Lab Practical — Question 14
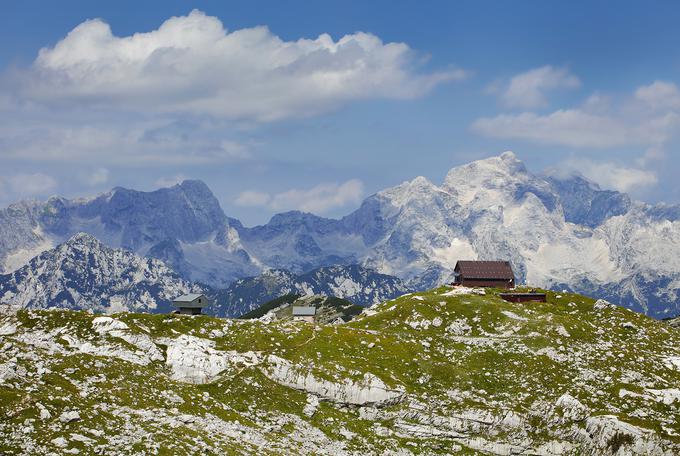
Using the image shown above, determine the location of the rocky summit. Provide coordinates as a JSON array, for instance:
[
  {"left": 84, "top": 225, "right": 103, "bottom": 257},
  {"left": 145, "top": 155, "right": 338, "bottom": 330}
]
[{"left": 1, "top": 287, "right": 678, "bottom": 455}]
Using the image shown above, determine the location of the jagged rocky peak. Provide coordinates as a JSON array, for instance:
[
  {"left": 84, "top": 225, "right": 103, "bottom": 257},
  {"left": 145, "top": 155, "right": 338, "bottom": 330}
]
[
  {"left": 443, "top": 151, "right": 526, "bottom": 188},
  {"left": 443, "top": 152, "right": 559, "bottom": 212},
  {"left": 266, "top": 211, "right": 325, "bottom": 227},
  {"left": 60, "top": 232, "right": 100, "bottom": 248},
  {"left": 247, "top": 210, "right": 340, "bottom": 237},
  {"left": 372, "top": 175, "right": 441, "bottom": 212},
  {"left": 546, "top": 171, "right": 632, "bottom": 227},
  {"left": 348, "top": 175, "right": 447, "bottom": 232},
  {"left": 0, "top": 231, "right": 195, "bottom": 312},
  {"left": 102, "top": 179, "right": 227, "bottom": 238}
]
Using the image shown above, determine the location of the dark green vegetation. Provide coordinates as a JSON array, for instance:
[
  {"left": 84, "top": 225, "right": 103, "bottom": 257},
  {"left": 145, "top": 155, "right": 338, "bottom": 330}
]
[
  {"left": 239, "top": 294, "right": 300, "bottom": 319},
  {"left": 240, "top": 294, "right": 364, "bottom": 324}
]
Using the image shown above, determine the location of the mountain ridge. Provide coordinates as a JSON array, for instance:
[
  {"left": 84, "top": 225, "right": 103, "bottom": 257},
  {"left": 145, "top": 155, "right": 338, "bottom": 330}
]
[
  {"left": 0, "top": 232, "right": 200, "bottom": 313},
  {"left": 0, "top": 233, "right": 410, "bottom": 317}
]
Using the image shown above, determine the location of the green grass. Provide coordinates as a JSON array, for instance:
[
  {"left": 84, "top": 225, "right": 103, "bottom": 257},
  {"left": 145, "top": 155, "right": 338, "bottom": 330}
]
[{"left": 1, "top": 285, "right": 679, "bottom": 454}]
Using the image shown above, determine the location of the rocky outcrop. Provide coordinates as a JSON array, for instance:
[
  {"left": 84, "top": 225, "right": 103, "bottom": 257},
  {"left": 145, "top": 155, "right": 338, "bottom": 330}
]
[
  {"left": 582, "top": 415, "right": 676, "bottom": 455},
  {"left": 164, "top": 335, "right": 230, "bottom": 384},
  {"left": 261, "top": 355, "right": 403, "bottom": 406},
  {"left": 554, "top": 393, "right": 589, "bottom": 422},
  {"left": 163, "top": 334, "right": 260, "bottom": 384},
  {"left": 0, "top": 321, "right": 17, "bottom": 336},
  {"left": 92, "top": 317, "right": 164, "bottom": 364}
]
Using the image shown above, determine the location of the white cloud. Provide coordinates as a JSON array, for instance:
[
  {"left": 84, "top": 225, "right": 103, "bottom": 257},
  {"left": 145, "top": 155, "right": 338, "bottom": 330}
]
[
  {"left": 235, "top": 179, "right": 364, "bottom": 214},
  {"left": 499, "top": 66, "right": 580, "bottom": 109},
  {"left": 561, "top": 159, "right": 657, "bottom": 193},
  {"left": 472, "top": 106, "right": 680, "bottom": 149},
  {"left": 636, "top": 146, "right": 666, "bottom": 167},
  {"left": 154, "top": 174, "right": 189, "bottom": 188},
  {"left": 235, "top": 190, "right": 271, "bottom": 207},
  {"left": 7, "top": 173, "right": 57, "bottom": 196},
  {"left": 0, "top": 11, "right": 462, "bottom": 167},
  {"left": 82, "top": 167, "right": 109, "bottom": 186},
  {"left": 0, "top": 122, "right": 252, "bottom": 165},
  {"left": 472, "top": 110, "right": 634, "bottom": 148},
  {"left": 635, "top": 80, "right": 680, "bottom": 110},
  {"left": 18, "top": 10, "right": 463, "bottom": 122},
  {"left": 474, "top": 69, "right": 680, "bottom": 153}
]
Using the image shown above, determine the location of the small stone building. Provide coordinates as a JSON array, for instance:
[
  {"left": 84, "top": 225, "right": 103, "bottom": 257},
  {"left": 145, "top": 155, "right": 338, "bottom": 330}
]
[
  {"left": 453, "top": 260, "right": 515, "bottom": 289},
  {"left": 292, "top": 306, "right": 316, "bottom": 323},
  {"left": 172, "top": 293, "right": 209, "bottom": 315}
]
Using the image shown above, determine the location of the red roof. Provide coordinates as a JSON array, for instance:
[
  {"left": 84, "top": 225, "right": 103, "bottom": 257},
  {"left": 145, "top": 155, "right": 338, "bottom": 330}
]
[{"left": 454, "top": 260, "right": 514, "bottom": 280}]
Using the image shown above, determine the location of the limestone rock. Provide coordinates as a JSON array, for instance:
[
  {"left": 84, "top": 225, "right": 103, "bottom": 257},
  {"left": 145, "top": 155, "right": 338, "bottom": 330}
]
[
  {"left": 59, "top": 410, "right": 80, "bottom": 423},
  {"left": 262, "top": 355, "right": 403, "bottom": 406},
  {"left": 555, "top": 393, "right": 589, "bottom": 422}
]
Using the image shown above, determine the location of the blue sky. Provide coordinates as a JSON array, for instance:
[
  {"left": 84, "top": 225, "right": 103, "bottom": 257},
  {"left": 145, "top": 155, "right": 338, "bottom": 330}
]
[{"left": 1, "top": 1, "right": 680, "bottom": 224}]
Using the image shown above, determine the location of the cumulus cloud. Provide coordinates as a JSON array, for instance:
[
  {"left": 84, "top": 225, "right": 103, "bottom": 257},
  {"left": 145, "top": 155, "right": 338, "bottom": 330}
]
[
  {"left": 82, "top": 167, "right": 109, "bottom": 186},
  {"left": 635, "top": 80, "right": 680, "bottom": 110},
  {"left": 7, "top": 173, "right": 58, "bottom": 196},
  {"left": 0, "top": 10, "right": 462, "bottom": 168},
  {"left": 560, "top": 159, "right": 658, "bottom": 193},
  {"left": 235, "top": 179, "right": 364, "bottom": 214},
  {"left": 472, "top": 90, "right": 680, "bottom": 149},
  {"left": 637, "top": 147, "right": 666, "bottom": 167},
  {"left": 234, "top": 190, "right": 272, "bottom": 207},
  {"left": 498, "top": 66, "right": 580, "bottom": 109},
  {"left": 154, "top": 174, "right": 189, "bottom": 188},
  {"left": 472, "top": 110, "right": 634, "bottom": 148},
  {"left": 17, "top": 10, "right": 463, "bottom": 122},
  {"left": 0, "top": 121, "right": 252, "bottom": 165}
]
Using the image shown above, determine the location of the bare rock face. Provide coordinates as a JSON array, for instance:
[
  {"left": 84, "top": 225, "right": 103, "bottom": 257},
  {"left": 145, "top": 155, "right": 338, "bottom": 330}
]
[
  {"left": 58, "top": 410, "right": 80, "bottom": 423},
  {"left": 163, "top": 334, "right": 260, "bottom": 384},
  {"left": 261, "top": 355, "right": 403, "bottom": 406},
  {"left": 164, "top": 335, "right": 231, "bottom": 384},
  {"left": 0, "top": 234, "right": 199, "bottom": 313},
  {"left": 92, "top": 316, "right": 164, "bottom": 364},
  {"left": 583, "top": 415, "right": 675, "bottom": 455},
  {"left": 0, "top": 321, "right": 16, "bottom": 336},
  {"left": 554, "top": 393, "right": 589, "bottom": 422}
]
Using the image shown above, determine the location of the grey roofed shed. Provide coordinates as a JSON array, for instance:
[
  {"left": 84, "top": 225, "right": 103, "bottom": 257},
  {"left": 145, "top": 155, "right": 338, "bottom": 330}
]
[
  {"left": 172, "top": 293, "right": 209, "bottom": 309},
  {"left": 292, "top": 306, "right": 316, "bottom": 316}
]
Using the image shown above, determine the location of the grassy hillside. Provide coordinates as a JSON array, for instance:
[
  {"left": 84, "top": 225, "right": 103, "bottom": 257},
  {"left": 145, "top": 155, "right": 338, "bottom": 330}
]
[{"left": 0, "top": 286, "right": 678, "bottom": 454}]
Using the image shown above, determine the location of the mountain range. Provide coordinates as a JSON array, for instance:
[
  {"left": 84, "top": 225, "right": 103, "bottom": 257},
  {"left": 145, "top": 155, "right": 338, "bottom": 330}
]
[
  {"left": 0, "top": 233, "right": 409, "bottom": 317},
  {"left": 0, "top": 152, "right": 678, "bottom": 317}
]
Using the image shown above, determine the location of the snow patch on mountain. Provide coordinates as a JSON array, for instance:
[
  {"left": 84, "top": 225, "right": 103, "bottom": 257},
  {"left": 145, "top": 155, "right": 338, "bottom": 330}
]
[{"left": 3, "top": 227, "right": 54, "bottom": 273}]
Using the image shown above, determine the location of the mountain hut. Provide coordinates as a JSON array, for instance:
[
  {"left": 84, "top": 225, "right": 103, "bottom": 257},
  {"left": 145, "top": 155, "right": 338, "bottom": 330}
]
[
  {"left": 452, "top": 260, "right": 515, "bottom": 289},
  {"left": 292, "top": 306, "right": 316, "bottom": 323},
  {"left": 172, "top": 293, "right": 209, "bottom": 315}
]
